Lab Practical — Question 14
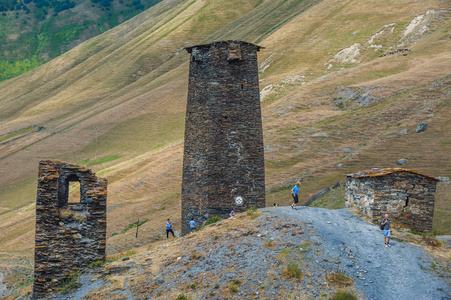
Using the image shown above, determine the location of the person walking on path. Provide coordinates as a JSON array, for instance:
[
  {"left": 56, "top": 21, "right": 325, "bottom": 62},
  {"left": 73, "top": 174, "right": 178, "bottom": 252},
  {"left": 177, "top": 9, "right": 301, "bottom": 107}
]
[
  {"left": 230, "top": 209, "right": 235, "bottom": 219},
  {"left": 291, "top": 181, "right": 301, "bottom": 210},
  {"left": 381, "top": 214, "right": 391, "bottom": 247},
  {"left": 189, "top": 218, "right": 196, "bottom": 232},
  {"left": 166, "top": 219, "right": 175, "bottom": 239}
]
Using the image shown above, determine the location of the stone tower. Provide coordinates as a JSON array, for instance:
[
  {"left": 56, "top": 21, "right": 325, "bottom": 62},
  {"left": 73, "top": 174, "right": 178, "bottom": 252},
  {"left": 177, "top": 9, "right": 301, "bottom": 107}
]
[
  {"left": 33, "top": 160, "right": 107, "bottom": 297},
  {"left": 181, "top": 40, "right": 265, "bottom": 235}
]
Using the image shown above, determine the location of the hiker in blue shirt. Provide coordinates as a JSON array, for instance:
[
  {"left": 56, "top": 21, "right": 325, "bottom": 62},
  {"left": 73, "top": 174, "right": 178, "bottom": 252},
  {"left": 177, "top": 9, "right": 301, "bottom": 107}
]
[
  {"left": 291, "top": 181, "right": 301, "bottom": 210},
  {"left": 381, "top": 214, "right": 391, "bottom": 247},
  {"left": 166, "top": 219, "right": 175, "bottom": 239},
  {"left": 189, "top": 218, "right": 195, "bottom": 232}
]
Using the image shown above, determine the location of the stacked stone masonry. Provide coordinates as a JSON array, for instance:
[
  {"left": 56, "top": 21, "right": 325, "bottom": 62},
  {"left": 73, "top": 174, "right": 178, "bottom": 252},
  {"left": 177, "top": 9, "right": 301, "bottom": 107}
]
[
  {"left": 181, "top": 40, "right": 266, "bottom": 235},
  {"left": 33, "top": 160, "right": 107, "bottom": 298},
  {"left": 345, "top": 168, "right": 439, "bottom": 232}
]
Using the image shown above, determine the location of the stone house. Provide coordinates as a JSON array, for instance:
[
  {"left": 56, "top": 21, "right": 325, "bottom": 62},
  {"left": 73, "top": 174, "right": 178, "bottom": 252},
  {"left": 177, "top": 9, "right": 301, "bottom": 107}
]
[{"left": 345, "top": 168, "right": 439, "bottom": 232}]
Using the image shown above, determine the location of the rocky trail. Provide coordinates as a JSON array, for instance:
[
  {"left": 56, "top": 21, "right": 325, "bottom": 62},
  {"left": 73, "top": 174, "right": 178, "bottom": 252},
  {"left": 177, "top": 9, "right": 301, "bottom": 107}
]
[{"left": 35, "top": 207, "right": 450, "bottom": 300}]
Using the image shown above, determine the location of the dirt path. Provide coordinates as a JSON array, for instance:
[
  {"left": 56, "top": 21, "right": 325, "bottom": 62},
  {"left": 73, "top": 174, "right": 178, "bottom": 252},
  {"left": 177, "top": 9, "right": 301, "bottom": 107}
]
[{"left": 271, "top": 206, "right": 450, "bottom": 300}]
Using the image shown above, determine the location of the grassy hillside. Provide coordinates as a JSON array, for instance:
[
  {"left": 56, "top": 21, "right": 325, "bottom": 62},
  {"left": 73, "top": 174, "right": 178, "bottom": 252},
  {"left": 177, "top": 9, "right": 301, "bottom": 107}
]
[
  {"left": 0, "top": 0, "right": 163, "bottom": 81},
  {"left": 0, "top": 0, "right": 450, "bottom": 296}
]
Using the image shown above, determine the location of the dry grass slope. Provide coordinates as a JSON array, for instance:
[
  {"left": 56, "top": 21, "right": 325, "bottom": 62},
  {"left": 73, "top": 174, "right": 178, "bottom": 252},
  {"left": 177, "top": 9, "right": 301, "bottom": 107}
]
[{"left": 0, "top": 0, "right": 450, "bottom": 296}]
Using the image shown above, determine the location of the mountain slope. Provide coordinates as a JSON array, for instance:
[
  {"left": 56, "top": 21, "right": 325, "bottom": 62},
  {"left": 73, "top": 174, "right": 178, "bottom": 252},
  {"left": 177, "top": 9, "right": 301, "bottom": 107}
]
[
  {"left": 0, "top": 0, "right": 450, "bottom": 296},
  {"left": 0, "top": 0, "right": 164, "bottom": 81}
]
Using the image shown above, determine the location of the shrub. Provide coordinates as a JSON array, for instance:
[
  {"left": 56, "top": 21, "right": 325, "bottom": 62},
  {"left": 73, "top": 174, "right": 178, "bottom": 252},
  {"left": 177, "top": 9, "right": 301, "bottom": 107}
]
[
  {"left": 326, "top": 272, "right": 354, "bottom": 287},
  {"left": 422, "top": 236, "right": 441, "bottom": 248},
  {"left": 60, "top": 272, "right": 80, "bottom": 294},
  {"left": 330, "top": 290, "right": 358, "bottom": 300},
  {"left": 176, "top": 294, "right": 189, "bottom": 300},
  {"left": 204, "top": 215, "right": 221, "bottom": 226},
  {"left": 88, "top": 260, "right": 104, "bottom": 269},
  {"left": 247, "top": 206, "right": 257, "bottom": 214},
  {"left": 229, "top": 283, "right": 238, "bottom": 293},
  {"left": 232, "top": 279, "right": 241, "bottom": 285},
  {"left": 283, "top": 262, "right": 302, "bottom": 280}
]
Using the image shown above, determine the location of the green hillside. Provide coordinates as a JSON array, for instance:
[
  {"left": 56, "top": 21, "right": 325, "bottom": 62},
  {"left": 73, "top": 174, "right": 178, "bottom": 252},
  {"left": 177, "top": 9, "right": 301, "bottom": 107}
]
[
  {"left": 0, "top": 0, "right": 163, "bottom": 81},
  {"left": 0, "top": 0, "right": 450, "bottom": 296}
]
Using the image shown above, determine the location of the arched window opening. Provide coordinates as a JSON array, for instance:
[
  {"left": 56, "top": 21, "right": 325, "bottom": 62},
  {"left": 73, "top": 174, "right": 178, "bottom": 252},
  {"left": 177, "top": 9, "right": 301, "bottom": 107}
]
[{"left": 68, "top": 181, "right": 81, "bottom": 205}]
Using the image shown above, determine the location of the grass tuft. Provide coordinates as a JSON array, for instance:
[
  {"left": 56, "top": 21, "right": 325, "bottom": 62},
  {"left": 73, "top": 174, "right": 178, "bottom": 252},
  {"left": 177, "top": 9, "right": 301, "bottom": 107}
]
[
  {"left": 330, "top": 290, "right": 358, "bottom": 300},
  {"left": 283, "top": 262, "right": 303, "bottom": 280},
  {"left": 60, "top": 272, "right": 80, "bottom": 294},
  {"left": 204, "top": 215, "right": 221, "bottom": 226},
  {"left": 326, "top": 272, "right": 354, "bottom": 287},
  {"left": 229, "top": 283, "right": 238, "bottom": 293}
]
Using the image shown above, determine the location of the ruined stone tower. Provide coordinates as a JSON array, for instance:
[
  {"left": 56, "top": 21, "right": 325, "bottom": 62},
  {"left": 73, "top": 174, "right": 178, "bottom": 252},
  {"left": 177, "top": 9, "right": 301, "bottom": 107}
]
[
  {"left": 181, "top": 40, "right": 265, "bottom": 235},
  {"left": 33, "top": 160, "right": 107, "bottom": 297}
]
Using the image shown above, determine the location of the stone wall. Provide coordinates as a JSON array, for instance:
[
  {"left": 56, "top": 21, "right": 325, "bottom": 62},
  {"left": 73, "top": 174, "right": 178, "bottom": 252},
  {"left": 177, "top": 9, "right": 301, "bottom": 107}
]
[
  {"left": 346, "top": 169, "right": 438, "bottom": 232},
  {"left": 181, "top": 40, "right": 266, "bottom": 235},
  {"left": 33, "top": 160, "right": 107, "bottom": 298}
]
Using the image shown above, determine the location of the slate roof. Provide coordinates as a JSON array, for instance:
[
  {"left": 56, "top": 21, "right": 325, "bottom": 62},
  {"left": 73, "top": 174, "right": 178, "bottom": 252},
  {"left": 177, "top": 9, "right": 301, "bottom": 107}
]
[{"left": 346, "top": 168, "right": 439, "bottom": 180}]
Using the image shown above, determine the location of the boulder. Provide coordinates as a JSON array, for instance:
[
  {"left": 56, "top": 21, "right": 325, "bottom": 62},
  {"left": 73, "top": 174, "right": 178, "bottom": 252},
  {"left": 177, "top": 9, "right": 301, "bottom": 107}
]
[
  {"left": 416, "top": 122, "right": 427, "bottom": 133},
  {"left": 398, "top": 159, "right": 406, "bottom": 165}
]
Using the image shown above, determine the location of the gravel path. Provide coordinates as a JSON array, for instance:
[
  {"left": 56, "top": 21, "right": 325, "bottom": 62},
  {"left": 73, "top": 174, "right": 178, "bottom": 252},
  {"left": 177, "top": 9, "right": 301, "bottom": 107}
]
[{"left": 270, "top": 206, "right": 450, "bottom": 300}]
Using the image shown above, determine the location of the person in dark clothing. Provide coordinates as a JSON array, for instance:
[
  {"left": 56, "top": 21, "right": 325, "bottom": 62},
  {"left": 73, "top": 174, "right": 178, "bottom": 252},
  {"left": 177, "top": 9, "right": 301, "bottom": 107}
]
[
  {"left": 166, "top": 218, "right": 175, "bottom": 239},
  {"left": 291, "top": 181, "right": 301, "bottom": 210},
  {"left": 381, "top": 214, "right": 391, "bottom": 247}
]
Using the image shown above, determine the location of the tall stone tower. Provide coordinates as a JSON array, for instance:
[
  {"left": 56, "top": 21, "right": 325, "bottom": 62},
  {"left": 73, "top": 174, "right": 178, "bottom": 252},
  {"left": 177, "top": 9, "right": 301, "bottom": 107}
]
[{"left": 181, "top": 40, "right": 265, "bottom": 235}]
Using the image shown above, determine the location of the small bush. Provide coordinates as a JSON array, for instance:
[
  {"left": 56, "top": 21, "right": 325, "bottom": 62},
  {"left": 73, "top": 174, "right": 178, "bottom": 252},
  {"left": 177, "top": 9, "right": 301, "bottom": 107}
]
[
  {"left": 283, "top": 262, "right": 302, "bottom": 280},
  {"left": 229, "top": 283, "right": 238, "bottom": 293},
  {"left": 422, "top": 236, "right": 442, "bottom": 248},
  {"left": 189, "top": 283, "right": 196, "bottom": 289},
  {"left": 326, "top": 272, "right": 354, "bottom": 287},
  {"left": 214, "top": 283, "right": 219, "bottom": 289},
  {"left": 330, "top": 290, "right": 358, "bottom": 300},
  {"left": 176, "top": 294, "right": 188, "bottom": 300},
  {"left": 204, "top": 215, "right": 221, "bottom": 226},
  {"left": 60, "top": 272, "right": 80, "bottom": 294},
  {"left": 411, "top": 229, "right": 426, "bottom": 237},
  {"left": 232, "top": 279, "right": 241, "bottom": 285},
  {"left": 247, "top": 206, "right": 257, "bottom": 214},
  {"left": 88, "top": 260, "right": 104, "bottom": 269}
]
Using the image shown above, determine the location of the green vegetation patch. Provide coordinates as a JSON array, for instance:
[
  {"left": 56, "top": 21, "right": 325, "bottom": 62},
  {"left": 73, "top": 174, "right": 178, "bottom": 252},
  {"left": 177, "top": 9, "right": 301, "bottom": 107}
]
[
  {"left": 283, "top": 262, "right": 303, "bottom": 280},
  {"left": 0, "top": 126, "right": 40, "bottom": 143},
  {"left": 0, "top": 57, "right": 43, "bottom": 81},
  {"left": 311, "top": 185, "right": 346, "bottom": 209},
  {"left": 80, "top": 154, "right": 122, "bottom": 166},
  {"left": 204, "top": 215, "right": 221, "bottom": 226},
  {"left": 112, "top": 218, "right": 149, "bottom": 236},
  {"left": 60, "top": 271, "right": 80, "bottom": 294},
  {"left": 326, "top": 272, "right": 354, "bottom": 287},
  {"left": 330, "top": 290, "right": 358, "bottom": 300}
]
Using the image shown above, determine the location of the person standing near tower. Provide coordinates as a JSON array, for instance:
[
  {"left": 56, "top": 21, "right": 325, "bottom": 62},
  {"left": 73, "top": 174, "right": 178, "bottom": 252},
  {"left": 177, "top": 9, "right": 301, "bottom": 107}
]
[
  {"left": 189, "top": 218, "right": 196, "bottom": 232},
  {"left": 166, "top": 219, "right": 175, "bottom": 239},
  {"left": 381, "top": 214, "right": 391, "bottom": 247},
  {"left": 291, "top": 181, "right": 301, "bottom": 210}
]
